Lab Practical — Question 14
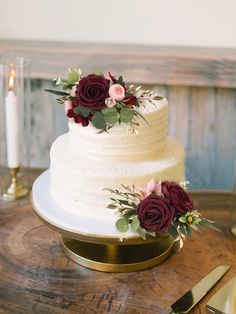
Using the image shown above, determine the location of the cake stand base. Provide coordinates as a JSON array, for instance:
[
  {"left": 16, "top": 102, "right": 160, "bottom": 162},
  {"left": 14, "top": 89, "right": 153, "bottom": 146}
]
[
  {"left": 32, "top": 171, "right": 182, "bottom": 272},
  {"left": 61, "top": 235, "right": 181, "bottom": 272}
]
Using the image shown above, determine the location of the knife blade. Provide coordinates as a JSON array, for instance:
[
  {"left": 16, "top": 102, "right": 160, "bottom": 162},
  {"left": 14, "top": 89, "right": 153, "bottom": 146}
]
[{"left": 169, "top": 265, "right": 230, "bottom": 314}]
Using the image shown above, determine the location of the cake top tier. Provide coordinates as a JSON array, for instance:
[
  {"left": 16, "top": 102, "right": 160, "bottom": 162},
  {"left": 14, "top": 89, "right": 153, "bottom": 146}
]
[
  {"left": 45, "top": 68, "right": 164, "bottom": 134},
  {"left": 68, "top": 97, "right": 168, "bottom": 162}
]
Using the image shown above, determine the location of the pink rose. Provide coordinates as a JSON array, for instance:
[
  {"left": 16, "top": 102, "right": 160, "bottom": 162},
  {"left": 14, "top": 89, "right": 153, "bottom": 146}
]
[
  {"left": 138, "top": 179, "right": 162, "bottom": 198},
  {"left": 109, "top": 84, "right": 125, "bottom": 101}
]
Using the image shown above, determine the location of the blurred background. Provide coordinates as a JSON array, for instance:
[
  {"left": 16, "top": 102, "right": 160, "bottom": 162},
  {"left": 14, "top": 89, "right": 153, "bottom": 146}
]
[
  {"left": 0, "top": 0, "right": 236, "bottom": 189},
  {"left": 1, "top": 0, "right": 236, "bottom": 47}
]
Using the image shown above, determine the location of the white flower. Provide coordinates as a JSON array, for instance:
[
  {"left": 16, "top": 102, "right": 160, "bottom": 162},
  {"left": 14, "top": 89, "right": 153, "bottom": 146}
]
[{"left": 105, "top": 97, "right": 116, "bottom": 108}]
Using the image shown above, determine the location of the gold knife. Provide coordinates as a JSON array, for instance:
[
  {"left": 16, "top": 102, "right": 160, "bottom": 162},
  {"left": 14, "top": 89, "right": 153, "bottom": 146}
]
[{"left": 169, "top": 265, "right": 230, "bottom": 314}]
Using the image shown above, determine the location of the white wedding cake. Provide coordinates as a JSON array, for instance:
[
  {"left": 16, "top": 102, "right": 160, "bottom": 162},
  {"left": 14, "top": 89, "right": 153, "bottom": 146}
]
[
  {"left": 33, "top": 69, "right": 215, "bottom": 253},
  {"left": 49, "top": 97, "right": 185, "bottom": 236}
]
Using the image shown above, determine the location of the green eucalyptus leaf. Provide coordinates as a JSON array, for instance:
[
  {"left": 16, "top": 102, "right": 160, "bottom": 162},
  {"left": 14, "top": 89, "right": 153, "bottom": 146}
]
[
  {"left": 73, "top": 106, "right": 91, "bottom": 117},
  {"left": 44, "top": 89, "right": 69, "bottom": 96},
  {"left": 91, "top": 112, "right": 107, "bottom": 129},
  {"left": 106, "top": 113, "right": 119, "bottom": 125},
  {"left": 73, "top": 107, "right": 80, "bottom": 115},
  {"left": 130, "top": 217, "right": 140, "bottom": 232},
  {"left": 78, "top": 106, "right": 91, "bottom": 117},
  {"left": 102, "top": 107, "right": 119, "bottom": 125},
  {"left": 68, "top": 71, "right": 79, "bottom": 84},
  {"left": 120, "top": 108, "right": 134, "bottom": 123},
  {"left": 122, "top": 210, "right": 136, "bottom": 220},
  {"left": 116, "top": 219, "right": 129, "bottom": 233},
  {"left": 102, "top": 107, "right": 114, "bottom": 115}
]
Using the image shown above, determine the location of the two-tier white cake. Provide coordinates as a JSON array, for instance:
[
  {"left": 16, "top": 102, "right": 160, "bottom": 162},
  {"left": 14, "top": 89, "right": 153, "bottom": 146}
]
[
  {"left": 32, "top": 70, "right": 215, "bottom": 273},
  {"left": 49, "top": 97, "right": 185, "bottom": 236}
]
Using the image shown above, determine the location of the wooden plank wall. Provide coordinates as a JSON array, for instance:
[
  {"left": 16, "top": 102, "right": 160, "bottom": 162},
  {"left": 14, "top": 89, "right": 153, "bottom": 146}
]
[{"left": 1, "top": 40, "right": 236, "bottom": 190}]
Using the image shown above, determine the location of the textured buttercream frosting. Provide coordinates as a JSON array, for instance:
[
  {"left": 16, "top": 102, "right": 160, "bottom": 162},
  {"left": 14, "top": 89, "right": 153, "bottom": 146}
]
[
  {"left": 68, "top": 98, "right": 168, "bottom": 161},
  {"left": 49, "top": 98, "right": 185, "bottom": 236}
]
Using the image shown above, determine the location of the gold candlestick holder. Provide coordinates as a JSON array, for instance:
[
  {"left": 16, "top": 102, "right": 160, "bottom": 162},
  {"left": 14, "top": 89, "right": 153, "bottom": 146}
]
[{"left": 2, "top": 167, "right": 29, "bottom": 201}]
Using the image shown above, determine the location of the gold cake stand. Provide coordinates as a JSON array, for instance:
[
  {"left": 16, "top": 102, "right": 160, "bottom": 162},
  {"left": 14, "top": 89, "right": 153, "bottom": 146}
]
[{"left": 31, "top": 171, "right": 182, "bottom": 272}]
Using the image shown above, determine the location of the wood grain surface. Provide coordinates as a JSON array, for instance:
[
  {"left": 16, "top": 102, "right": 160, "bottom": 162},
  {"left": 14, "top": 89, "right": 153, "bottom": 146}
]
[
  {"left": 1, "top": 39, "right": 236, "bottom": 88},
  {"left": 0, "top": 171, "right": 235, "bottom": 314}
]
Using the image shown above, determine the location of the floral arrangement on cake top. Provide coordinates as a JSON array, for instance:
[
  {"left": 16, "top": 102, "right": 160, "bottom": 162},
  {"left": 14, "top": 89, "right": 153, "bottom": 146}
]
[
  {"left": 45, "top": 68, "right": 163, "bottom": 132},
  {"left": 106, "top": 180, "right": 218, "bottom": 240}
]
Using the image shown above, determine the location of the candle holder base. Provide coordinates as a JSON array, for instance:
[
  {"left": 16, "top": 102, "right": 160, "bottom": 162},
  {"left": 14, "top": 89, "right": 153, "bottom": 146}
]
[
  {"left": 2, "top": 185, "right": 29, "bottom": 201},
  {"left": 2, "top": 167, "right": 29, "bottom": 201}
]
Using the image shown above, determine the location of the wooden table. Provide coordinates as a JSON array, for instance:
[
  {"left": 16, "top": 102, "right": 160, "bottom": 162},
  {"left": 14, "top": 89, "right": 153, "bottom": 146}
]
[{"left": 0, "top": 171, "right": 235, "bottom": 314}]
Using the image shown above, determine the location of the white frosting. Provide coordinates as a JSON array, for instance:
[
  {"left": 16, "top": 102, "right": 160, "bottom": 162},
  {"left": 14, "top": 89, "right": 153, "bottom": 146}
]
[
  {"left": 50, "top": 134, "right": 184, "bottom": 216},
  {"left": 68, "top": 98, "right": 168, "bottom": 161},
  {"left": 49, "top": 98, "right": 185, "bottom": 237}
]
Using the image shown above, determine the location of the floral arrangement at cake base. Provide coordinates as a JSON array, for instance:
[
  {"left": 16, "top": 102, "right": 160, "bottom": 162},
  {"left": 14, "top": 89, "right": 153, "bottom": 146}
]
[{"left": 106, "top": 180, "right": 218, "bottom": 240}]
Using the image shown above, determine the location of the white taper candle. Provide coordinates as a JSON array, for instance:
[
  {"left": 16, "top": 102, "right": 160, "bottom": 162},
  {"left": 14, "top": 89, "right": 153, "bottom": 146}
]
[{"left": 5, "top": 70, "right": 20, "bottom": 168}]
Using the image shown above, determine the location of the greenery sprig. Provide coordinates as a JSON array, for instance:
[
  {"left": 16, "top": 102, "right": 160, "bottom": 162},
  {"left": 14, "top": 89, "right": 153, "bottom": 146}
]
[
  {"left": 105, "top": 184, "right": 154, "bottom": 240},
  {"left": 106, "top": 181, "right": 220, "bottom": 241},
  {"left": 45, "top": 68, "right": 163, "bottom": 132}
]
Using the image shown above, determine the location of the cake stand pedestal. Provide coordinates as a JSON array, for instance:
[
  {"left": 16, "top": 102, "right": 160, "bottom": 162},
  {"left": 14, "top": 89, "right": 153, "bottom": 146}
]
[{"left": 31, "top": 171, "right": 181, "bottom": 272}]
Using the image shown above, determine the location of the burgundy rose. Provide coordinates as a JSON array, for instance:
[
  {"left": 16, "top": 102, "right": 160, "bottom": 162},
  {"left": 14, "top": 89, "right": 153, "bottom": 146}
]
[
  {"left": 137, "top": 194, "right": 175, "bottom": 233},
  {"left": 75, "top": 74, "right": 110, "bottom": 110},
  {"left": 161, "top": 181, "right": 194, "bottom": 215}
]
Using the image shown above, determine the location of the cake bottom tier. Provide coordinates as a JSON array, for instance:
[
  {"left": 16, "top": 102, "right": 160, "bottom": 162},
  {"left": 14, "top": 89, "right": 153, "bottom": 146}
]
[{"left": 49, "top": 134, "right": 185, "bottom": 237}]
